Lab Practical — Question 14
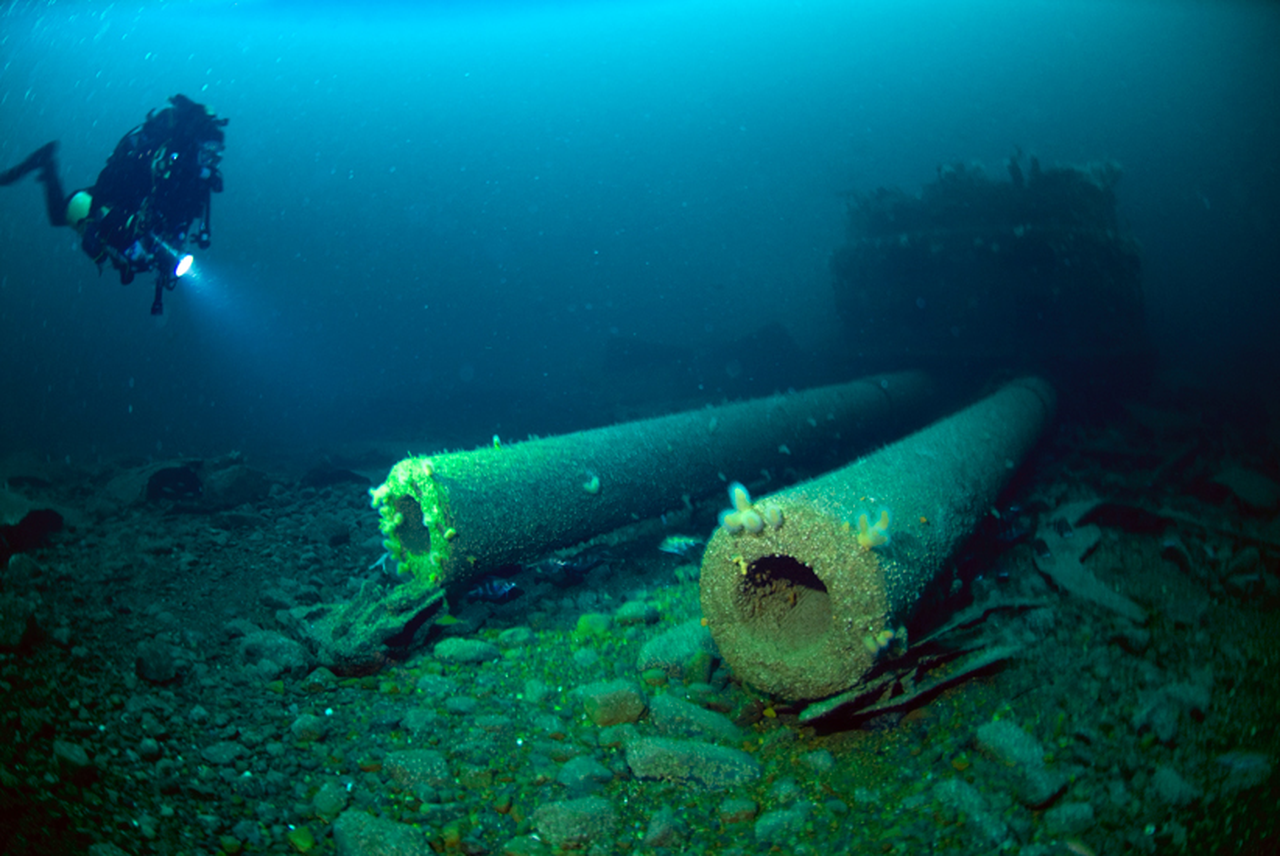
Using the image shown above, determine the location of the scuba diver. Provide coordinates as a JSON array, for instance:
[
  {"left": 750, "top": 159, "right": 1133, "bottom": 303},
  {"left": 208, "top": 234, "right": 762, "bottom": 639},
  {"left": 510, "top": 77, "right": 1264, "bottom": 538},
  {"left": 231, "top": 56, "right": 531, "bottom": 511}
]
[{"left": 0, "top": 94, "right": 227, "bottom": 315}]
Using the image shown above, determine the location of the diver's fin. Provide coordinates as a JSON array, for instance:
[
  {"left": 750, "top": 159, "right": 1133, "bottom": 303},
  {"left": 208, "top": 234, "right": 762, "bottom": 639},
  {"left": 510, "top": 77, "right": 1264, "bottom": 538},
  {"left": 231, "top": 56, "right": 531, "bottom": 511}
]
[{"left": 0, "top": 141, "right": 57, "bottom": 186}]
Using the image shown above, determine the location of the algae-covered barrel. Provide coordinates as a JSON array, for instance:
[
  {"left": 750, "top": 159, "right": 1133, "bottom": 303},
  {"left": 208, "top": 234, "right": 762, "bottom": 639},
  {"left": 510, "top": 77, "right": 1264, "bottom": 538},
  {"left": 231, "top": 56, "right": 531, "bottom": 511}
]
[
  {"left": 371, "top": 372, "right": 941, "bottom": 589},
  {"left": 699, "top": 377, "right": 1056, "bottom": 701}
]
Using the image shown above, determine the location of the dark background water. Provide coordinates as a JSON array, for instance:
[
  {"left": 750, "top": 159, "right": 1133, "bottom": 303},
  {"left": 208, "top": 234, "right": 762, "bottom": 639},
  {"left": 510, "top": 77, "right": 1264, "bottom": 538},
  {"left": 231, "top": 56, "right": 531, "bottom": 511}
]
[{"left": 2, "top": 0, "right": 1277, "bottom": 463}]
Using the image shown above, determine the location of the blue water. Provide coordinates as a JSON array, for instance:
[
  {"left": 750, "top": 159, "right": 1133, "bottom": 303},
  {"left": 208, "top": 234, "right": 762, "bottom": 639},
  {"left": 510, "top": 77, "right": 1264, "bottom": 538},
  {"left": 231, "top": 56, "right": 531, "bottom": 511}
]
[{"left": 1, "top": 0, "right": 1277, "bottom": 460}]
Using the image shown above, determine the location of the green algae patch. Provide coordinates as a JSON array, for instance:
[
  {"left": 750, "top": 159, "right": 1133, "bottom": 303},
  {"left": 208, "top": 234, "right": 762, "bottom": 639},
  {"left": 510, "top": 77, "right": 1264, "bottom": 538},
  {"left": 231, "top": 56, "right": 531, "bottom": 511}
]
[
  {"left": 573, "top": 612, "right": 613, "bottom": 642},
  {"left": 285, "top": 825, "right": 315, "bottom": 852}
]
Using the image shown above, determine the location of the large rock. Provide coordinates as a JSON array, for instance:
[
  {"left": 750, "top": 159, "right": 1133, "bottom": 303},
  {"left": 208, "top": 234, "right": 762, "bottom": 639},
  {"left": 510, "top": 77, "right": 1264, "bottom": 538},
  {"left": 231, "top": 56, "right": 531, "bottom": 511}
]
[
  {"left": 100, "top": 460, "right": 202, "bottom": 509},
  {"left": 1213, "top": 465, "right": 1280, "bottom": 512},
  {"left": 0, "top": 487, "right": 32, "bottom": 526},
  {"left": 96, "top": 456, "right": 273, "bottom": 513}
]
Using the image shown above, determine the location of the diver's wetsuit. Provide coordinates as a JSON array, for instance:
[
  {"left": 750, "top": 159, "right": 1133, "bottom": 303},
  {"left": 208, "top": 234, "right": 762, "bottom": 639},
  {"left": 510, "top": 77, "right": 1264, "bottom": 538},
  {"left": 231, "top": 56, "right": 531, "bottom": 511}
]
[{"left": 0, "top": 94, "right": 228, "bottom": 314}]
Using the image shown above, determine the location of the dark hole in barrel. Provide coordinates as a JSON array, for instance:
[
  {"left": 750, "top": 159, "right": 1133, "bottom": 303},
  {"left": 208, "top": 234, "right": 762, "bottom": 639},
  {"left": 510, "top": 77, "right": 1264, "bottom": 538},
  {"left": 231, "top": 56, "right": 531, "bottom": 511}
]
[
  {"left": 395, "top": 495, "right": 432, "bottom": 555},
  {"left": 740, "top": 554, "right": 832, "bottom": 649}
]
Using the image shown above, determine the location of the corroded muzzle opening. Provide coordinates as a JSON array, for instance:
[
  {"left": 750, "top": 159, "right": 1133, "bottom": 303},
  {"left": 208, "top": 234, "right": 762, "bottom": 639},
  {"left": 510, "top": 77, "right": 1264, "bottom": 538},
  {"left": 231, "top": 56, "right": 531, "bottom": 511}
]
[
  {"left": 394, "top": 495, "right": 432, "bottom": 555},
  {"left": 739, "top": 555, "right": 831, "bottom": 652}
]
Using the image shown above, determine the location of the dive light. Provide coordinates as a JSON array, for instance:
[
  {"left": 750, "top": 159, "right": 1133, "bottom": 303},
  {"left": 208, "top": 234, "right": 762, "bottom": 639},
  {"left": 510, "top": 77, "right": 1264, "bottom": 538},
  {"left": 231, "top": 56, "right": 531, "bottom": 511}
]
[{"left": 152, "top": 234, "right": 194, "bottom": 278}]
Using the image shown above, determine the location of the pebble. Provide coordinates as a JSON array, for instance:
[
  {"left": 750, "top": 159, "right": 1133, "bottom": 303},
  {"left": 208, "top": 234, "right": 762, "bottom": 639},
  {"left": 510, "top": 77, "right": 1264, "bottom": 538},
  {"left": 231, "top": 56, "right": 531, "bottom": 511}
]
[
  {"left": 577, "top": 679, "right": 647, "bottom": 726},
  {"left": 1151, "top": 764, "right": 1200, "bottom": 806},
  {"left": 200, "top": 741, "right": 244, "bottom": 766},
  {"left": 532, "top": 795, "right": 618, "bottom": 851},
  {"left": 433, "top": 637, "right": 499, "bottom": 663},
  {"left": 625, "top": 736, "right": 761, "bottom": 789},
  {"left": 648, "top": 692, "right": 740, "bottom": 743}
]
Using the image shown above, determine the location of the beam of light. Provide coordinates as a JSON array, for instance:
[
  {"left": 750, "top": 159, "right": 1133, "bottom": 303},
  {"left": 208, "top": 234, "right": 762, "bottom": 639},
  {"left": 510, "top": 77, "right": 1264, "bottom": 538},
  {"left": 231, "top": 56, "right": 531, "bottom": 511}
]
[
  {"left": 167, "top": 257, "right": 329, "bottom": 426},
  {"left": 174, "top": 258, "right": 274, "bottom": 349},
  {"left": 175, "top": 258, "right": 231, "bottom": 317}
]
